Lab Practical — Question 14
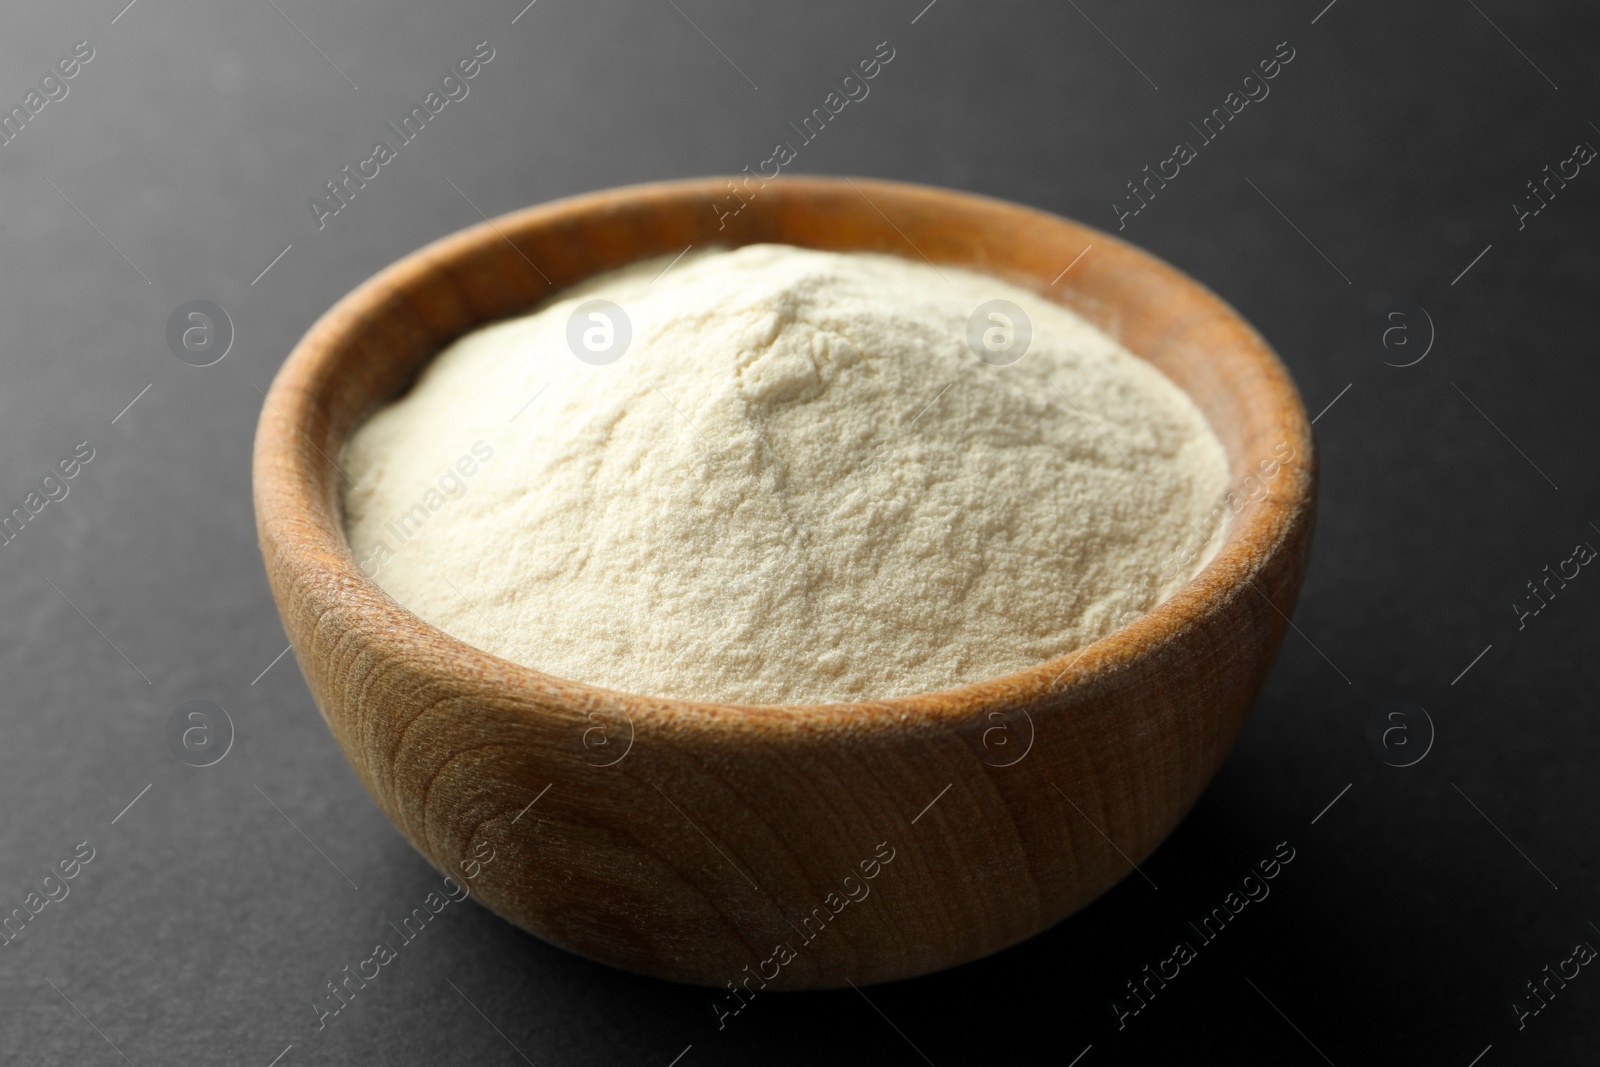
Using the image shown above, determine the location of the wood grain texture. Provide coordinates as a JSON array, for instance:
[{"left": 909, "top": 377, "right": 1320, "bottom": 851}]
[{"left": 252, "top": 176, "right": 1316, "bottom": 989}]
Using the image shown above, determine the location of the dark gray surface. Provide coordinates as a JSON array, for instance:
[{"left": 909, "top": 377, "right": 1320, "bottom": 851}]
[{"left": 2, "top": 0, "right": 1597, "bottom": 1063}]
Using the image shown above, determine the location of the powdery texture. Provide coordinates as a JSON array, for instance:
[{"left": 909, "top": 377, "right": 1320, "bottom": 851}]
[{"left": 343, "top": 245, "right": 1229, "bottom": 705}]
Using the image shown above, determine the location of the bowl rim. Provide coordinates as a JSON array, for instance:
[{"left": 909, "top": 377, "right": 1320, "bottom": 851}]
[{"left": 254, "top": 174, "right": 1313, "bottom": 731}]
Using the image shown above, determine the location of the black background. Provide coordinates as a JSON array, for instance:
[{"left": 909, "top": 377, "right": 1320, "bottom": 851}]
[{"left": 1, "top": 0, "right": 1596, "bottom": 1063}]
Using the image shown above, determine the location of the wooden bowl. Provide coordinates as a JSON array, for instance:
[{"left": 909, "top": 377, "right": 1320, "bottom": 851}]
[{"left": 253, "top": 176, "right": 1314, "bottom": 990}]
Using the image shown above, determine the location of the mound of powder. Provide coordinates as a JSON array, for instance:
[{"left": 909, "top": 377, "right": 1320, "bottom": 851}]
[{"left": 342, "top": 244, "right": 1229, "bottom": 705}]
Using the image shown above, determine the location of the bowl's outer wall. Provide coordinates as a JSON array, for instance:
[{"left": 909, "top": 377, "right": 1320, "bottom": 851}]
[{"left": 253, "top": 177, "right": 1315, "bottom": 989}]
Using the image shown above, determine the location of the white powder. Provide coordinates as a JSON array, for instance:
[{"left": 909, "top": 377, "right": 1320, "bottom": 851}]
[{"left": 343, "top": 245, "right": 1229, "bottom": 705}]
